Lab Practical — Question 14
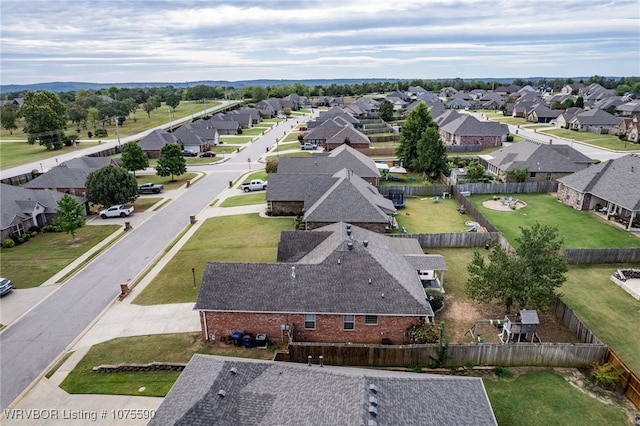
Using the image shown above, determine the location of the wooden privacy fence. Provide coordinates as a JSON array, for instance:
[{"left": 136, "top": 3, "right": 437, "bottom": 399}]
[
  {"left": 553, "top": 299, "right": 603, "bottom": 344},
  {"left": 456, "top": 181, "right": 558, "bottom": 195},
  {"left": 446, "top": 144, "right": 483, "bottom": 153},
  {"left": 562, "top": 248, "right": 640, "bottom": 264},
  {"left": 288, "top": 342, "right": 607, "bottom": 369},
  {"left": 394, "top": 232, "right": 500, "bottom": 248},
  {"left": 606, "top": 350, "right": 640, "bottom": 409},
  {"left": 451, "top": 186, "right": 500, "bottom": 233},
  {"left": 378, "top": 185, "right": 452, "bottom": 198}
]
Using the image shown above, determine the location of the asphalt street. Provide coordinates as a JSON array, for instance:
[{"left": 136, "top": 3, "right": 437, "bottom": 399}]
[{"left": 0, "top": 112, "right": 312, "bottom": 411}]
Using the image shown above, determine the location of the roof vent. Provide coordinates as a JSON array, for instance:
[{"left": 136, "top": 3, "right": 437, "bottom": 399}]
[
  {"left": 369, "top": 383, "right": 378, "bottom": 393},
  {"left": 229, "top": 367, "right": 237, "bottom": 375},
  {"left": 218, "top": 389, "right": 227, "bottom": 398},
  {"left": 363, "top": 240, "right": 369, "bottom": 247},
  {"left": 347, "top": 229, "right": 352, "bottom": 236},
  {"left": 368, "top": 405, "right": 378, "bottom": 416},
  {"left": 291, "top": 266, "right": 296, "bottom": 278},
  {"left": 368, "top": 278, "right": 372, "bottom": 285},
  {"left": 337, "top": 258, "right": 341, "bottom": 265},
  {"left": 347, "top": 242, "right": 353, "bottom": 250},
  {"left": 369, "top": 396, "right": 378, "bottom": 406},
  {"left": 368, "top": 421, "right": 377, "bottom": 426},
  {"left": 346, "top": 224, "right": 351, "bottom": 231}
]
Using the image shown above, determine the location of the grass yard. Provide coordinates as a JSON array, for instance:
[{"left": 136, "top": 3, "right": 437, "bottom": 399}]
[
  {"left": 283, "top": 132, "right": 303, "bottom": 142},
  {"left": 484, "top": 370, "right": 630, "bottom": 426},
  {"left": 542, "top": 128, "right": 639, "bottom": 152},
  {"left": 271, "top": 141, "right": 300, "bottom": 152},
  {"left": 561, "top": 264, "right": 640, "bottom": 376},
  {"left": 0, "top": 225, "right": 120, "bottom": 288},
  {"left": 135, "top": 173, "right": 198, "bottom": 190},
  {"left": 219, "top": 136, "right": 254, "bottom": 144},
  {"left": 467, "top": 193, "right": 640, "bottom": 248},
  {"left": 133, "top": 214, "right": 294, "bottom": 305},
  {"left": 393, "top": 197, "right": 471, "bottom": 234},
  {"left": 60, "top": 332, "right": 281, "bottom": 397},
  {"left": 487, "top": 116, "right": 528, "bottom": 126},
  {"left": 219, "top": 193, "right": 266, "bottom": 207},
  {"left": 241, "top": 171, "right": 268, "bottom": 183},
  {"left": 0, "top": 141, "right": 101, "bottom": 170}
]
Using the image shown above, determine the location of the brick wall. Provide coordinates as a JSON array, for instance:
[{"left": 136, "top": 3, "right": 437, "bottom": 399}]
[
  {"left": 270, "top": 201, "right": 304, "bottom": 215},
  {"left": 201, "top": 311, "right": 421, "bottom": 344},
  {"left": 557, "top": 183, "right": 586, "bottom": 210}
]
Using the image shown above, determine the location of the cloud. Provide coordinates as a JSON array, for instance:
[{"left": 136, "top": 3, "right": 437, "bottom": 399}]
[{"left": 1, "top": 0, "right": 638, "bottom": 84}]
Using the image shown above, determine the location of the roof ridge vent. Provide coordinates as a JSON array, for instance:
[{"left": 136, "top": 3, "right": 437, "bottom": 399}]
[
  {"left": 368, "top": 405, "right": 378, "bottom": 416},
  {"left": 369, "top": 395, "right": 378, "bottom": 406},
  {"left": 218, "top": 389, "right": 227, "bottom": 398},
  {"left": 347, "top": 242, "right": 353, "bottom": 250},
  {"left": 369, "top": 383, "right": 378, "bottom": 393},
  {"left": 229, "top": 367, "right": 238, "bottom": 375}
]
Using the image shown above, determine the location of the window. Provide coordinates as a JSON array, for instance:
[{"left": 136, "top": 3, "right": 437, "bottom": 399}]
[
  {"left": 12, "top": 223, "right": 24, "bottom": 236},
  {"left": 529, "top": 172, "right": 536, "bottom": 178},
  {"left": 343, "top": 314, "right": 355, "bottom": 330},
  {"left": 304, "top": 314, "right": 316, "bottom": 329},
  {"left": 546, "top": 173, "right": 552, "bottom": 181},
  {"left": 365, "top": 315, "right": 378, "bottom": 325}
]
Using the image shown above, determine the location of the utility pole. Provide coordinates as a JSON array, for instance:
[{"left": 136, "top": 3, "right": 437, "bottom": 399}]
[{"left": 115, "top": 116, "right": 121, "bottom": 148}]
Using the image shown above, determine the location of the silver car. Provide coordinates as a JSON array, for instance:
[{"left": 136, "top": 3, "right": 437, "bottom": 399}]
[{"left": 0, "top": 277, "right": 13, "bottom": 296}]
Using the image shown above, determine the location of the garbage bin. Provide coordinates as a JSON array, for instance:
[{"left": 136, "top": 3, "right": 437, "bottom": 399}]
[
  {"left": 243, "top": 334, "right": 254, "bottom": 348},
  {"left": 231, "top": 331, "right": 243, "bottom": 347},
  {"left": 255, "top": 333, "right": 267, "bottom": 348}
]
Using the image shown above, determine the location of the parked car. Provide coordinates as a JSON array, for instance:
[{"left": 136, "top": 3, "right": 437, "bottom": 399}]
[
  {"left": 182, "top": 149, "right": 198, "bottom": 157},
  {"left": 138, "top": 182, "right": 164, "bottom": 194},
  {"left": 99, "top": 205, "right": 134, "bottom": 219},
  {"left": 0, "top": 277, "right": 13, "bottom": 296},
  {"left": 241, "top": 179, "right": 268, "bottom": 192},
  {"left": 199, "top": 151, "right": 216, "bottom": 158},
  {"left": 299, "top": 126, "right": 308, "bottom": 131},
  {"left": 277, "top": 114, "right": 287, "bottom": 119},
  {"left": 300, "top": 143, "right": 317, "bottom": 150}
]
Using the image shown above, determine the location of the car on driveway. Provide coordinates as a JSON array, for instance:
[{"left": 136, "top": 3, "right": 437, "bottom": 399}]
[
  {"left": 300, "top": 143, "right": 317, "bottom": 150},
  {"left": 182, "top": 149, "right": 198, "bottom": 157},
  {"left": 99, "top": 205, "right": 134, "bottom": 219},
  {"left": 199, "top": 151, "right": 216, "bottom": 157},
  {"left": 0, "top": 277, "right": 13, "bottom": 296}
]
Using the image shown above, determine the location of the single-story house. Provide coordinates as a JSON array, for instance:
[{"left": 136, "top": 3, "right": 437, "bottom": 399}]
[
  {"left": 480, "top": 140, "right": 593, "bottom": 183},
  {"left": 137, "top": 129, "right": 179, "bottom": 158},
  {"left": 568, "top": 109, "right": 623, "bottom": 134},
  {"left": 195, "top": 222, "right": 446, "bottom": 345},
  {"left": 171, "top": 123, "right": 216, "bottom": 154},
  {"left": 439, "top": 115, "right": 508, "bottom": 148},
  {"left": 557, "top": 154, "right": 640, "bottom": 231},
  {"left": 324, "top": 126, "right": 370, "bottom": 151},
  {"left": 1, "top": 183, "right": 84, "bottom": 243},
  {"left": 151, "top": 355, "right": 497, "bottom": 426}
]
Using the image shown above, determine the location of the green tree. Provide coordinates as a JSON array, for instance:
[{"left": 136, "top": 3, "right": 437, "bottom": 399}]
[
  {"left": 156, "top": 143, "right": 186, "bottom": 182},
  {"left": 165, "top": 92, "right": 181, "bottom": 110},
  {"left": 252, "top": 86, "right": 268, "bottom": 102},
  {"left": 466, "top": 223, "right": 567, "bottom": 312},
  {"left": 505, "top": 166, "right": 528, "bottom": 182},
  {"left": 378, "top": 100, "right": 394, "bottom": 122},
  {"left": 20, "top": 91, "right": 68, "bottom": 150},
  {"left": 466, "top": 161, "right": 485, "bottom": 181},
  {"left": 395, "top": 102, "right": 434, "bottom": 169},
  {"left": 0, "top": 105, "right": 19, "bottom": 134},
  {"left": 53, "top": 194, "right": 86, "bottom": 241},
  {"left": 85, "top": 166, "right": 139, "bottom": 208},
  {"left": 143, "top": 101, "right": 155, "bottom": 118},
  {"left": 119, "top": 142, "right": 149, "bottom": 176},
  {"left": 415, "top": 127, "right": 448, "bottom": 178},
  {"left": 575, "top": 96, "right": 584, "bottom": 108}
]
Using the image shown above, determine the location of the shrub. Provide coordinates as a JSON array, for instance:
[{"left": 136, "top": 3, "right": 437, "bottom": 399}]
[
  {"left": 494, "top": 366, "right": 513, "bottom": 378},
  {"left": 425, "top": 290, "right": 444, "bottom": 312},
  {"left": 506, "top": 134, "right": 514, "bottom": 142},
  {"left": 591, "top": 363, "right": 624, "bottom": 388},
  {"left": 405, "top": 321, "right": 439, "bottom": 344},
  {"left": 42, "top": 224, "right": 62, "bottom": 232},
  {"left": 95, "top": 128, "right": 108, "bottom": 137},
  {"left": 3, "top": 238, "right": 15, "bottom": 248}
]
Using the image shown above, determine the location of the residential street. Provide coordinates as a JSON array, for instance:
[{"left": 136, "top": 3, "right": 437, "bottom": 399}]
[{"left": 0, "top": 112, "right": 313, "bottom": 411}]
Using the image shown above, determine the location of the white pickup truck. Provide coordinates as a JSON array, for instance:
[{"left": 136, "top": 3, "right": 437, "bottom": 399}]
[
  {"left": 99, "top": 205, "right": 134, "bottom": 219},
  {"left": 241, "top": 179, "right": 268, "bottom": 192}
]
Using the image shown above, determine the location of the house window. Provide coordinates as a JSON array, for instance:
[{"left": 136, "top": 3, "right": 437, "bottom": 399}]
[
  {"left": 365, "top": 315, "right": 378, "bottom": 325},
  {"left": 12, "top": 223, "right": 24, "bottom": 236},
  {"left": 304, "top": 314, "right": 316, "bottom": 329},
  {"left": 343, "top": 314, "right": 355, "bottom": 330},
  {"left": 546, "top": 173, "right": 552, "bottom": 181},
  {"left": 530, "top": 172, "right": 536, "bottom": 178}
]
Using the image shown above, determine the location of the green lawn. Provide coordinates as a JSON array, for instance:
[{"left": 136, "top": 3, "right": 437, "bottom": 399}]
[
  {"left": 272, "top": 141, "right": 299, "bottom": 152},
  {"left": 60, "top": 333, "right": 278, "bottom": 396},
  {"left": 561, "top": 264, "right": 640, "bottom": 376},
  {"left": 241, "top": 171, "right": 268, "bottom": 183},
  {"left": 394, "top": 198, "right": 471, "bottom": 234},
  {"left": 484, "top": 370, "right": 630, "bottom": 426},
  {"left": 134, "top": 172, "right": 198, "bottom": 190},
  {"left": 0, "top": 141, "right": 101, "bottom": 170},
  {"left": 467, "top": 193, "right": 640, "bottom": 248},
  {"left": 487, "top": 116, "right": 528, "bottom": 126},
  {"left": 0, "top": 225, "right": 120, "bottom": 288},
  {"left": 220, "top": 136, "right": 253, "bottom": 144},
  {"left": 219, "top": 193, "right": 267, "bottom": 207},
  {"left": 542, "top": 129, "right": 639, "bottom": 152},
  {"left": 133, "top": 214, "right": 294, "bottom": 305}
]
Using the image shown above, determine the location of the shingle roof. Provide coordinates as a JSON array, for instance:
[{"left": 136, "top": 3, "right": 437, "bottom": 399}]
[
  {"left": 276, "top": 144, "right": 379, "bottom": 179},
  {"left": 440, "top": 115, "right": 508, "bottom": 137},
  {"left": 195, "top": 223, "right": 433, "bottom": 317},
  {"left": 485, "top": 140, "right": 593, "bottom": 173},
  {"left": 138, "top": 129, "right": 179, "bottom": 150},
  {"left": 1, "top": 184, "right": 77, "bottom": 231},
  {"left": 569, "top": 109, "right": 623, "bottom": 126},
  {"left": 151, "top": 355, "right": 497, "bottom": 426},
  {"left": 557, "top": 154, "right": 640, "bottom": 211},
  {"left": 325, "top": 126, "right": 370, "bottom": 146}
]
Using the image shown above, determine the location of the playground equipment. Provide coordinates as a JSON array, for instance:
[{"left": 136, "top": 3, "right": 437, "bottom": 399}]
[
  {"left": 465, "top": 319, "right": 504, "bottom": 343},
  {"left": 499, "top": 310, "right": 541, "bottom": 343}
]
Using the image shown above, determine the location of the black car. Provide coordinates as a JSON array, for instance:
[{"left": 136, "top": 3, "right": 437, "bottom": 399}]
[
  {"left": 199, "top": 151, "right": 216, "bottom": 158},
  {"left": 182, "top": 149, "right": 198, "bottom": 157}
]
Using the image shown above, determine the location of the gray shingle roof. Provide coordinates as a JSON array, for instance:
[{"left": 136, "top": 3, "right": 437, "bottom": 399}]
[
  {"left": 1, "top": 184, "right": 77, "bottom": 231},
  {"left": 195, "top": 223, "right": 433, "bottom": 317},
  {"left": 485, "top": 140, "right": 593, "bottom": 173},
  {"left": 137, "top": 129, "right": 178, "bottom": 150},
  {"left": 276, "top": 144, "right": 379, "bottom": 179},
  {"left": 557, "top": 154, "right": 640, "bottom": 211},
  {"left": 325, "top": 126, "right": 370, "bottom": 146},
  {"left": 440, "top": 115, "right": 508, "bottom": 137},
  {"left": 151, "top": 355, "right": 497, "bottom": 426},
  {"left": 569, "top": 109, "right": 623, "bottom": 126}
]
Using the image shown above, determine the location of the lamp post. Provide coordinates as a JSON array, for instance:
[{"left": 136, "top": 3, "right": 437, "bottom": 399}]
[{"left": 192, "top": 268, "right": 196, "bottom": 289}]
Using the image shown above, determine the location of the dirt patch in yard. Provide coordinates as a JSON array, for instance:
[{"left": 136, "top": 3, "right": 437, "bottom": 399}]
[{"left": 482, "top": 198, "right": 527, "bottom": 211}]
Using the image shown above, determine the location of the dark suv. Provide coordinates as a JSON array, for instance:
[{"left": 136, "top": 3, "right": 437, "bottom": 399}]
[{"left": 182, "top": 149, "right": 198, "bottom": 157}]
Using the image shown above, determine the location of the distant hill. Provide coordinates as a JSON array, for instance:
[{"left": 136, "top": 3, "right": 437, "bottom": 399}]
[{"left": 0, "top": 77, "right": 598, "bottom": 94}]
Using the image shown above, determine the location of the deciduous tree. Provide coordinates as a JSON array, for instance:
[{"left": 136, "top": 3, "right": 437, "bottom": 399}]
[
  {"left": 466, "top": 223, "right": 567, "bottom": 312},
  {"left": 119, "top": 142, "right": 149, "bottom": 176},
  {"left": 54, "top": 194, "right": 86, "bottom": 241},
  {"left": 0, "top": 105, "right": 18, "bottom": 134},
  {"left": 378, "top": 100, "right": 394, "bottom": 122},
  {"left": 20, "top": 91, "right": 68, "bottom": 150},
  {"left": 85, "top": 165, "right": 138, "bottom": 208},
  {"left": 156, "top": 143, "right": 186, "bottom": 182}
]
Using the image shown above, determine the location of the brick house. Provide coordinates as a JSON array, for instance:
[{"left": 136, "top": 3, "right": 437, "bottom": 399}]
[
  {"left": 557, "top": 154, "right": 640, "bottom": 231},
  {"left": 137, "top": 129, "right": 179, "bottom": 158},
  {"left": 438, "top": 114, "right": 508, "bottom": 148},
  {"left": 195, "top": 223, "right": 445, "bottom": 345},
  {"left": 481, "top": 140, "right": 593, "bottom": 183}
]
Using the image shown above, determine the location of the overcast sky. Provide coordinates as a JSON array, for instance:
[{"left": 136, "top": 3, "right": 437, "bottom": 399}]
[{"left": 1, "top": 0, "right": 638, "bottom": 85}]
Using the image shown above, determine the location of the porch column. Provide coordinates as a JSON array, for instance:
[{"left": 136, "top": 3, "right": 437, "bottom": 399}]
[{"left": 629, "top": 211, "right": 636, "bottom": 231}]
